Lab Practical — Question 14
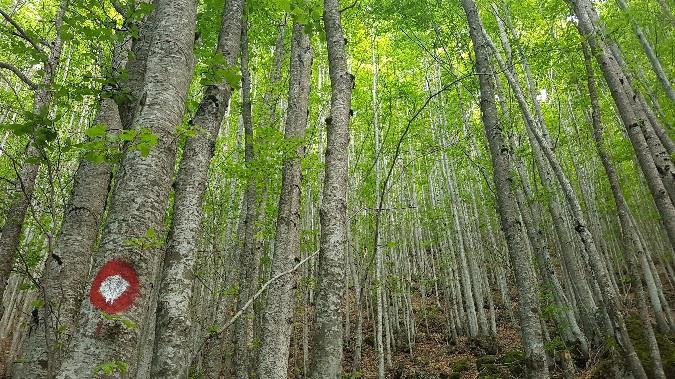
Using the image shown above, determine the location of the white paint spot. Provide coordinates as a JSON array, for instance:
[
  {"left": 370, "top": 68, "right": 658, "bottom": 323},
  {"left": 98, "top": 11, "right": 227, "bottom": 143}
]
[{"left": 99, "top": 275, "right": 130, "bottom": 304}]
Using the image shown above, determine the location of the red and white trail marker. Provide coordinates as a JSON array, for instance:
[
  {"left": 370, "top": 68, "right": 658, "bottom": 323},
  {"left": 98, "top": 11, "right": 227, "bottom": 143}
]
[{"left": 89, "top": 260, "right": 139, "bottom": 314}]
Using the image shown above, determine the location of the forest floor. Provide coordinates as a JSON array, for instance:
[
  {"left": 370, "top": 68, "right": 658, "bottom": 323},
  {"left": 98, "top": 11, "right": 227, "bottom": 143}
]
[{"left": 287, "top": 276, "right": 675, "bottom": 379}]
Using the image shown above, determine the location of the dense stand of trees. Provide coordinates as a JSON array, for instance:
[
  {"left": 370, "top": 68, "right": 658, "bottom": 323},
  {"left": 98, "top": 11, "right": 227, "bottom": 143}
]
[{"left": 0, "top": 0, "right": 673, "bottom": 378}]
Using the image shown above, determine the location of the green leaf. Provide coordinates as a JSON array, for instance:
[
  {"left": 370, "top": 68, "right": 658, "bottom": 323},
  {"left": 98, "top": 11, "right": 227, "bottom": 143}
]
[
  {"left": 221, "top": 66, "right": 242, "bottom": 90},
  {"left": 93, "top": 361, "right": 128, "bottom": 376},
  {"left": 85, "top": 124, "right": 107, "bottom": 138},
  {"left": 119, "top": 129, "right": 137, "bottom": 142}
]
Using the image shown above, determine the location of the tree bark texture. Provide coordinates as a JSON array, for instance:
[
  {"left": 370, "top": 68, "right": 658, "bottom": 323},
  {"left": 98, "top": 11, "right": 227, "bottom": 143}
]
[
  {"left": 256, "top": 22, "right": 312, "bottom": 379},
  {"left": 460, "top": 0, "right": 549, "bottom": 376},
  {"left": 150, "top": 0, "right": 243, "bottom": 376},
  {"left": 308, "top": 0, "right": 353, "bottom": 376},
  {"left": 55, "top": 0, "right": 196, "bottom": 375}
]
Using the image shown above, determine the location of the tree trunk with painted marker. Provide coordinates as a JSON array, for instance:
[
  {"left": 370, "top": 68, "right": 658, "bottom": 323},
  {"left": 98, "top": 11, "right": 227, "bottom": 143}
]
[
  {"left": 12, "top": 69, "right": 125, "bottom": 379},
  {"left": 308, "top": 0, "right": 353, "bottom": 376},
  {"left": 256, "top": 22, "right": 312, "bottom": 379},
  {"left": 150, "top": 0, "right": 243, "bottom": 376},
  {"left": 460, "top": 0, "right": 548, "bottom": 376},
  {"left": 55, "top": 0, "right": 196, "bottom": 376}
]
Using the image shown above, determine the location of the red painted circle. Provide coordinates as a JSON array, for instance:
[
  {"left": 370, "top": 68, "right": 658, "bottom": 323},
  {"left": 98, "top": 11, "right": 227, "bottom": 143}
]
[{"left": 89, "top": 260, "right": 139, "bottom": 314}]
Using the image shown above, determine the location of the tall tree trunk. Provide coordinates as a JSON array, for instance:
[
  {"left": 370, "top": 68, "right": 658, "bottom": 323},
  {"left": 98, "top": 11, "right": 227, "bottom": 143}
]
[
  {"left": 616, "top": 0, "right": 675, "bottom": 101},
  {"left": 55, "top": 0, "right": 196, "bottom": 376},
  {"left": 583, "top": 42, "right": 666, "bottom": 379},
  {"left": 12, "top": 57, "right": 126, "bottom": 377},
  {"left": 370, "top": 31, "right": 386, "bottom": 379},
  {"left": 308, "top": 0, "right": 353, "bottom": 376},
  {"left": 604, "top": 42, "right": 675, "bottom": 203},
  {"left": 487, "top": 17, "right": 647, "bottom": 375},
  {"left": 150, "top": 0, "right": 243, "bottom": 376},
  {"left": 0, "top": 0, "right": 68, "bottom": 320},
  {"left": 509, "top": 135, "right": 589, "bottom": 358},
  {"left": 492, "top": 2, "right": 600, "bottom": 341},
  {"left": 460, "top": 1, "right": 549, "bottom": 376},
  {"left": 655, "top": 0, "right": 675, "bottom": 24},
  {"left": 234, "top": 18, "right": 257, "bottom": 379},
  {"left": 572, "top": 0, "right": 675, "bottom": 250},
  {"left": 256, "top": 22, "right": 312, "bottom": 379}
]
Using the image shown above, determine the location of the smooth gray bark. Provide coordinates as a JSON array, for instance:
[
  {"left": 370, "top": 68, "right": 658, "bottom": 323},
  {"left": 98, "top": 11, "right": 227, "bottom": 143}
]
[
  {"left": 584, "top": 43, "right": 665, "bottom": 378},
  {"left": 604, "top": 42, "right": 675, "bottom": 205},
  {"left": 490, "top": 17, "right": 646, "bottom": 373},
  {"left": 12, "top": 98, "right": 122, "bottom": 379},
  {"left": 12, "top": 7, "right": 155, "bottom": 372},
  {"left": 492, "top": 1, "right": 600, "bottom": 344},
  {"left": 234, "top": 19, "right": 256, "bottom": 379},
  {"left": 616, "top": 0, "right": 675, "bottom": 101},
  {"left": 573, "top": 0, "right": 675, "bottom": 250}
]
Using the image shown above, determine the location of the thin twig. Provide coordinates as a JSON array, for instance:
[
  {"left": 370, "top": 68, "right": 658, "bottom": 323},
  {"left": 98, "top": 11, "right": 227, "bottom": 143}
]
[{"left": 200, "top": 248, "right": 320, "bottom": 350}]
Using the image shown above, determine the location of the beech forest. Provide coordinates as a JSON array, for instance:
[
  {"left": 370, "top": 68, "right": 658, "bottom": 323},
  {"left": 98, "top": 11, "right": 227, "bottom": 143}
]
[{"left": 0, "top": 0, "right": 674, "bottom": 377}]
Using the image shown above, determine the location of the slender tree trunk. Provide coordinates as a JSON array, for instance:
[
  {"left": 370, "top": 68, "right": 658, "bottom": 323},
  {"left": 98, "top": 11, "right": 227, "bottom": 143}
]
[
  {"left": 0, "top": 0, "right": 68, "bottom": 320},
  {"left": 370, "top": 31, "right": 386, "bottom": 379},
  {"left": 308, "top": 0, "right": 353, "bottom": 376},
  {"left": 489, "top": 18, "right": 648, "bottom": 374},
  {"left": 616, "top": 0, "right": 675, "bottom": 101},
  {"left": 234, "top": 19, "right": 257, "bottom": 379},
  {"left": 572, "top": 0, "right": 675, "bottom": 250},
  {"left": 256, "top": 22, "right": 312, "bottom": 379},
  {"left": 492, "top": 4, "right": 599, "bottom": 340},
  {"left": 584, "top": 42, "right": 666, "bottom": 378},
  {"left": 510, "top": 138, "right": 589, "bottom": 358},
  {"left": 12, "top": 77, "right": 125, "bottom": 379},
  {"left": 603, "top": 42, "right": 675, "bottom": 205},
  {"left": 150, "top": 0, "right": 243, "bottom": 376},
  {"left": 460, "top": 1, "right": 548, "bottom": 376},
  {"left": 655, "top": 0, "right": 675, "bottom": 24},
  {"left": 55, "top": 0, "right": 196, "bottom": 376}
]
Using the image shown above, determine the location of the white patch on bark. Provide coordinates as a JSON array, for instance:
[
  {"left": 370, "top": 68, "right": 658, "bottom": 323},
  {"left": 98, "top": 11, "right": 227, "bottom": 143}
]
[{"left": 99, "top": 275, "right": 130, "bottom": 304}]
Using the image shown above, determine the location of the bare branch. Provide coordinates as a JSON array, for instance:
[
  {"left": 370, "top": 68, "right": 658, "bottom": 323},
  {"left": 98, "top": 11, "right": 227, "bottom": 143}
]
[
  {"left": 197, "top": 248, "right": 320, "bottom": 352},
  {"left": 111, "top": 0, "right": 126, "bottom": 18},
  {"left": 0, "top": 61, "right": 37, "bottom": 89},
  {"left": 0, "top": 8, "right": 47, "bottom": 57},
  {"left": 340, "top": 0, "right": 358, "bottom": 13},
  {"left": 219, "top": 249, "right": 318, "bottom": 331}
]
